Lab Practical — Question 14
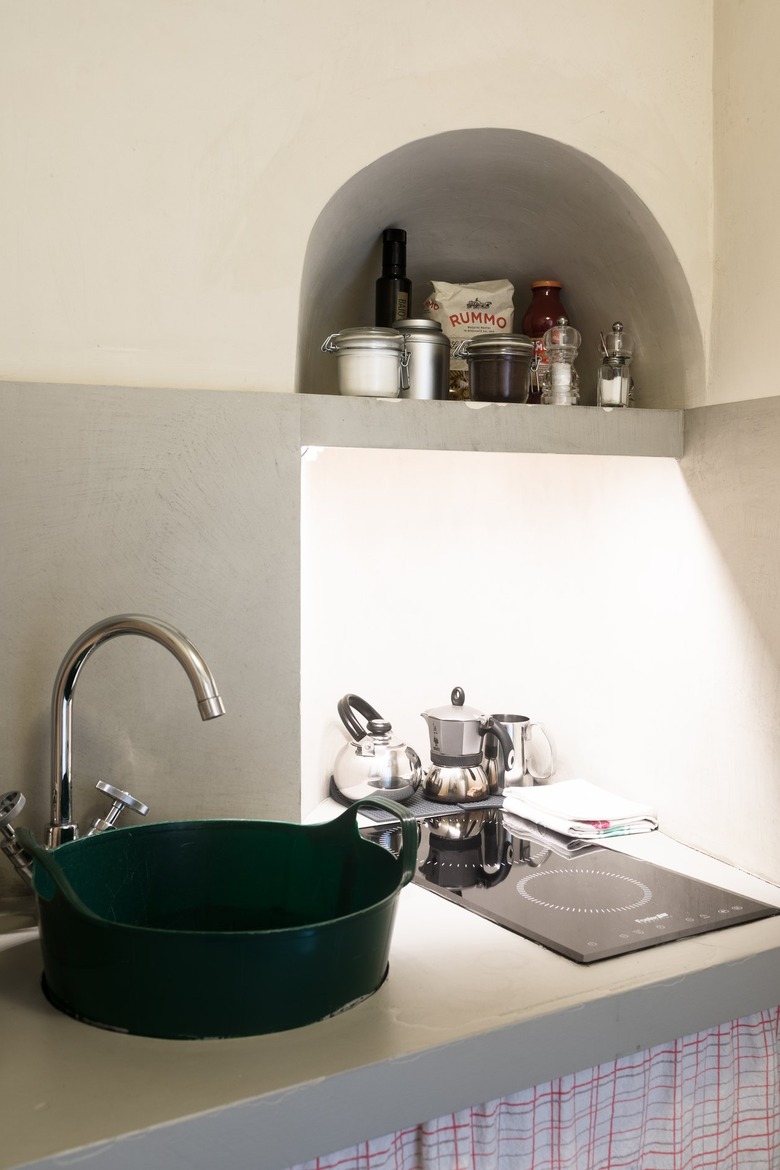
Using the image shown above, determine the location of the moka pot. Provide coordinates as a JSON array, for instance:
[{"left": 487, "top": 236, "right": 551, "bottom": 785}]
[{"left": 420, "top": 687, "right": 514, "bottom": 804}]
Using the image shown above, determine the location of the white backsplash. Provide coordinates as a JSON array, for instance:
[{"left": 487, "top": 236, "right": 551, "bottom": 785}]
[{"left": 301, "top": 444, "right": 780, "bottom": 880}]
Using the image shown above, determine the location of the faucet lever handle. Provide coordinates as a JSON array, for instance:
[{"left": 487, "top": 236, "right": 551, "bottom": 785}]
[
  {"left": 0, "top": 790, "right": 35, "bottom": 884},
  {"left": 85, "top": 780, "right": 150, "bottom": 837}
]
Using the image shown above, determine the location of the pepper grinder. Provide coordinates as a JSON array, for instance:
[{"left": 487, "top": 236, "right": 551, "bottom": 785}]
[
  {"left": 540, "top": 317, "right": 581, "bottom": 405},
  {"left": 597, "top": 322, "right": 634, "bottom": 408}
]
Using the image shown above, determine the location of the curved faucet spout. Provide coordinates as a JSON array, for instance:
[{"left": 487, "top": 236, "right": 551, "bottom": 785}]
[{"left": 47, "top": 614, "right": 225, "bottom": 848}]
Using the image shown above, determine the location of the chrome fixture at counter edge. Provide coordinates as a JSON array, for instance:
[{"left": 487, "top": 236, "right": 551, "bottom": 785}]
[{"left": 0, "top": 790, "right": 35, "bottom": 884}]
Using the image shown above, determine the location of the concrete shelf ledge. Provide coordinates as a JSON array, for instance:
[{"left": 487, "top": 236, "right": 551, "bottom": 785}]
[{"left": 299, "top": 394, "right": 684, "bottom": 459}]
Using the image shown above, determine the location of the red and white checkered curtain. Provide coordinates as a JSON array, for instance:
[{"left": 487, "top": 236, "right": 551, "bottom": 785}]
[{"left": 292, "top": 1008, "right": 780, "bottom": 1170}]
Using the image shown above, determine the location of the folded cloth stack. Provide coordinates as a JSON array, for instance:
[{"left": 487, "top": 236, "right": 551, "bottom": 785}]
[{"left": 502, "top": 778, "right": 658, "bottom": 840}]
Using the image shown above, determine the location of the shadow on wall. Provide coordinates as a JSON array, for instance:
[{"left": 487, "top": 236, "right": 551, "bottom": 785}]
[
  {"left": 682, "top": 397, "right": 780, "bottom": 674},
  {"left": 295, "top": 127, "right": 703, "bottom": 409}
]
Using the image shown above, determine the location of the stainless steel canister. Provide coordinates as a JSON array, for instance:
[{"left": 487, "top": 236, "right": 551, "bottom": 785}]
[{"left": 393, "top": 319, "right": 450, "bottom": 400}]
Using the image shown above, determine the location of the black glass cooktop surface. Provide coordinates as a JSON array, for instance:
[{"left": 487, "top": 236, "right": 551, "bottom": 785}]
[{"left": 361, "top": 808, "right": 780, "bottom": 963}]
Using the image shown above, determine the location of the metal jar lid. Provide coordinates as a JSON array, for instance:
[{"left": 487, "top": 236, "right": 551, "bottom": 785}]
[
  {"left": 393, "top": 319, "right": 450, "bottom": 347},
  {"left": 321, "top": 328, "right": 405, "bottom": 354},
  {"left": 453, "top": 332, "right": 534, "bottom": 359}
]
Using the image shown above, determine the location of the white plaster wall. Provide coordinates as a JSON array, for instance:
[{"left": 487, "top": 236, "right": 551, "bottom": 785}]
[
  {"left": 301, "top": 441, "right": 780, "bottom": 883},
  {"left": 711, "top": 0, "right": 780, "bottom": 404},
  {"left": 0, "top": 1, "right": 712, "bottom": 395}
]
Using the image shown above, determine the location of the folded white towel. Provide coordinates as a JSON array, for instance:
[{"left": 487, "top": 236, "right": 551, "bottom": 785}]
[
  {"left": 501, "top": 810, "right": 600, "bottom": 856},
  {"left": 502, "top": 778, "right": 658, "bottom": 839}
]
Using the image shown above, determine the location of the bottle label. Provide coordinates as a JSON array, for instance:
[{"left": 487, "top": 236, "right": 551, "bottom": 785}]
[
  {"left": 532, "top": 337, "right": 549, "bottom": 364},
  {"left": 396, "top": 292, "right": 409, "bottom": 321}
]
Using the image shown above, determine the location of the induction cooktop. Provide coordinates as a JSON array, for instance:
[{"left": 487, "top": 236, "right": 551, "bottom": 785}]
[{"left": 360, "top": 808, "right": 780, "bottom": 963}]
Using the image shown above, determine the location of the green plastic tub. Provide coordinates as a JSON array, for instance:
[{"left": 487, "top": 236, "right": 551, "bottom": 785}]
[{"left": 19, "top": 797, "right": 417, "bottom": 1040}]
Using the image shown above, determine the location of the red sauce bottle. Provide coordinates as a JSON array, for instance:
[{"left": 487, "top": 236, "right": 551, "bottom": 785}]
[{"left": 521, "top": 281, "right": 567, "bottom": 404}]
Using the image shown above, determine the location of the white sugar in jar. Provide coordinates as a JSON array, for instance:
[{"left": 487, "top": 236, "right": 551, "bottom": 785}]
[{"left": 321, "top": 328, "right": 409, "bottom": 397}]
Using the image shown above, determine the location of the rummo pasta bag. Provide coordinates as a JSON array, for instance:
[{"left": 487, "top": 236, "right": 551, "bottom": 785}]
[{"left": 423, "top": 279, "right": 515, "bottom": 398}]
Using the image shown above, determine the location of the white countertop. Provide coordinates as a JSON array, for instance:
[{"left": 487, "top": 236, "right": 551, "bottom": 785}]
[{"left": 4, "top": 831, "right": 780, "bottom": 1170}]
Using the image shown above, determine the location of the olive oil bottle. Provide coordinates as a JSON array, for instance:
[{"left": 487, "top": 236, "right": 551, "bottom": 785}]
[{"left": 375, "top": 227, "right": 411, "bottom": 327}]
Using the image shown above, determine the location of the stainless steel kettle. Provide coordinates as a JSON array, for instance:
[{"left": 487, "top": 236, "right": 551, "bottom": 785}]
[
  {"left": 420, "top": 687, "right": 514, "bottom": 803},
  {"left": 332, "top": 694, "right": 423, "bottom": 805}
]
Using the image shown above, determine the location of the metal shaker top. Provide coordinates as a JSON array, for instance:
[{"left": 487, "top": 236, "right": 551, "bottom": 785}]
[{"left": 603, "top": 322, "right": 633, "bottom": 360}]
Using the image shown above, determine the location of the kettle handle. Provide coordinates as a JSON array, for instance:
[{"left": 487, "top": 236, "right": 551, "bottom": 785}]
[{"left": 337, "top": 694, "right": 384, "bottom": 741}]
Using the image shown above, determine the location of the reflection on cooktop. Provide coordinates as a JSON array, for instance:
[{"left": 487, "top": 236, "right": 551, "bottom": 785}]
[{"left": 361, "top": 808, "right": 780, "bottom": 963}]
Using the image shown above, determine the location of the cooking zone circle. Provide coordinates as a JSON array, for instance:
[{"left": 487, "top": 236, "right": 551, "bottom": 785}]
[{"left": 516, "top": 867, "right": 653, "bottom": 914}]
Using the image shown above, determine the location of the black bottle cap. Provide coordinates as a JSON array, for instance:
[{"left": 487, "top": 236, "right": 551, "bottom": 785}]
[{"left": 381, "top": 227, "right": 407, "bottom": 274}]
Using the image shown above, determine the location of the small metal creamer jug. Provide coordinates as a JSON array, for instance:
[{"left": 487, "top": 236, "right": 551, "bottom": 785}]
[{"left": 483, "top": 714, "right": 555, "bottom": 793}]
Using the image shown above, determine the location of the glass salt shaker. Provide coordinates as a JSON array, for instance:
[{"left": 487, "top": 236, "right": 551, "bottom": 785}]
[
  {"left": 540, "top": 317, "right": 581, "bottom": 405},
  {"left": 597, "top": 322, "right": 633, "bottom": 408}
]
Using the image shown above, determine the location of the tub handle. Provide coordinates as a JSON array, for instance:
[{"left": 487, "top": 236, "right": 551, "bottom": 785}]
[
  {"left": 16, "top": 828, "right": 102, "bottom": 921},
  {"left": 348, "top": 797, "right": 419, "bottom": 887}
]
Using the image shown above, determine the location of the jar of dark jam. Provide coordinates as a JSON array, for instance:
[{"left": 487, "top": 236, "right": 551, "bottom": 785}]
[
  {"left": 521, "top": 280, "right": 568, "bottom": 403},
  {"left": 452, "top": 333, "right": 534, "bottom": 403}
]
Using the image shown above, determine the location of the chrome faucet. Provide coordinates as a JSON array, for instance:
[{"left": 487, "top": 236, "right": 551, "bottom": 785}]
[{"left": 46, "top": 614, "right": 225, "bottom": 847}]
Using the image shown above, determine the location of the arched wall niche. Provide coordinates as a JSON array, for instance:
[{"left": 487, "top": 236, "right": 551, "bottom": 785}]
[{"left": 296, "top": 128, "right": 703, "bottom": 409}]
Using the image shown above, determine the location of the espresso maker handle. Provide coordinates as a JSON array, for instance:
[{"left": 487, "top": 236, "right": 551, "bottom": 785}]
[{"left": 480, "top": 718, "right": 515, "bottom": 774}]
